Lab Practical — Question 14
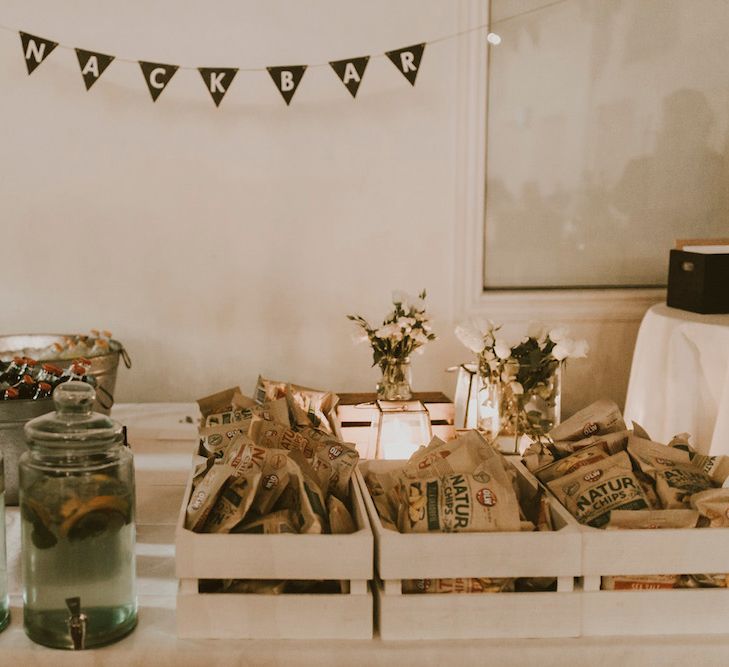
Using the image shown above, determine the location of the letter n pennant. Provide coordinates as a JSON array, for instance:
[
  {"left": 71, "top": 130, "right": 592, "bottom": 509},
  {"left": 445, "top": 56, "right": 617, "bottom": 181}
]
[
  {"left": 266, "top": 66, "right": 306, "bottom": 106},
  {"left": 329, "top": 56, "right": 369, "bottom": 98},
  {"left": 385, "top": 43, "right": 425, "bottom": 86},
  {"left": 139, "top": 61, "right": 179, "bottom": 102},
  {"left": 19, "top": 32, "right": 58, "bottom": 75},
  {"left": 198, "top": 68, "right": 238, "bottom": 107},
  {"left": 75, "top": 49, "right": 115, "bottom": 90}
]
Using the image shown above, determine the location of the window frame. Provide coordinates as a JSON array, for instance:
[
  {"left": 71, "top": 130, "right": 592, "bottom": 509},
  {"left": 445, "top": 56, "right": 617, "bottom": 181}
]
[{"left": 453, "top": 0, "right": 664, "bottom": 324}]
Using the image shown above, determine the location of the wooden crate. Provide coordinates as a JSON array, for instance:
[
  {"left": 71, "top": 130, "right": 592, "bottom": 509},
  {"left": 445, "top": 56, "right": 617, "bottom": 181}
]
[
  {"left": 337, "top": 392, "right": 455, "bottom": 458},
  {"left": 175, "top": 466, "right": 374, "bottom": 639},
  {"left": 529, "top": 460, "right": 729, "bottom": 636},
  {"left": 359, "top": 457, "right": 582, "bottom": 639},
  {"left": 579, "top": 521, "right": 729, "bottom": 636}
]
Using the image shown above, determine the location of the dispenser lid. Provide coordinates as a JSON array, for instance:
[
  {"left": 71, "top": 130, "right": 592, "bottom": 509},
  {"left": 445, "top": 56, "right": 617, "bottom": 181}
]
[{"left": 24, "top": 381, "right": 122, "bottom": 448}]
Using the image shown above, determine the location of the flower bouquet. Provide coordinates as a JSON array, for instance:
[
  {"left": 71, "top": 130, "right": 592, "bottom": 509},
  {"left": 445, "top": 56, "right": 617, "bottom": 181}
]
[
  {"left": 348, "top": 290, "right": 436, "bottom": 400},
  {"left": 455, "top": 320, "right": 588, "bottom": 447}
]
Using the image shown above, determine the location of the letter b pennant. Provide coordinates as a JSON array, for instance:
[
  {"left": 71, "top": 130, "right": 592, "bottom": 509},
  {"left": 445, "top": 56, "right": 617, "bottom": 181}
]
[{"left": 267, "top": 66, "right": 306, "bottom": 106}]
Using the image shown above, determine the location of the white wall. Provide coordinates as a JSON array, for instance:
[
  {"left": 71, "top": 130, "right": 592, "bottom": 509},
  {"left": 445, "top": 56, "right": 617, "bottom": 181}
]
[{"left": 0, "top": 0, "right": 649, "bottom": 415}]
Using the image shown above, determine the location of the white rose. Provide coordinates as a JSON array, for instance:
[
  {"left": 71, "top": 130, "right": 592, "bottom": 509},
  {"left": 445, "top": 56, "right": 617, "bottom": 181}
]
[
  {"left": 455, "top": 323, "right": 486, "bottom": 354},
  {"left": 351, "top": 332, "right": 369, "bottom": 345},
  {"left": 549, "top": 327, "right": 568, "bottom": 343},
  {"left": 375, "top": 323, "right": 398, "bottom": 339},
  {"left": 571, "top": 339, "right": 589, "bottom": 358},
  {"left": 391, "top": 290, "right": 409, "bottom": 306},
  {"left": 412, "top": 330, "right": 428, "bottom": 344},
  {"left": 509, "top": 381, "right": 524, "bottom": 395},
  {"left": 552, "top": 339, "right": 575, "bottom": 361},
  {"left": 494, "top": 339, "right": 511, "bottom": 360}
]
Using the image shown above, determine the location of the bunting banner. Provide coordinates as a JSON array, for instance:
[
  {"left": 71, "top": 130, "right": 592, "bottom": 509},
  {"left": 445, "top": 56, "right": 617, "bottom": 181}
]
[
  {"left": 329, "top": 56, "right": 369, "bottom": 98},
  {"left": 75, "top": 49, "right": 114, "bottom": 90},
  {"left": 385, "top": 43, "right": 425, "bottom": 86},
  {"left": 19, "top": 32, "right": 57, "bottom": 74},
  {"left": 198, "top": 67, "right": 238, "bottom": 107},
  {"left": 139, "top": 61, "right": 179, "bottom": 101},
  {"left": 267, "top": 66, "right": 306, "bottom": 105},
  {"left": 4, "top": 21, "right": 500, "bottom": 107}
]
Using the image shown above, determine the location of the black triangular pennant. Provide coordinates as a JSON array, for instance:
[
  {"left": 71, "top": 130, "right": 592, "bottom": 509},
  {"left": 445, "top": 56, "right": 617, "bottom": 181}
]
[
  {"left": 266, "top": 66, "right": 306, "bottom": 106},
  {"left": 139, "top": 61, "right": 179, "bottom": 102},
  {"left": 19, "top": 32, "right": 58, "bottom": 75},
  {"left": 329, "top": 56, "right": 369, "bottom": 98},
  {"left": 75, "top": 49, "right": 115, "bottom": 90},
  {"left": 385, "top": 43, "right": 425, "bottom": 86},
  {"left": 198, "top": 68, "right": 238, "bottom": 107}
]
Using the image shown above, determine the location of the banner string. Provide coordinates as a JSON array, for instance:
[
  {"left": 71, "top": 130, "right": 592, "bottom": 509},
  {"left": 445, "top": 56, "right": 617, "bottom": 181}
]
[{"left": 0, "top": 0, "right": 575, "bottom": 71}]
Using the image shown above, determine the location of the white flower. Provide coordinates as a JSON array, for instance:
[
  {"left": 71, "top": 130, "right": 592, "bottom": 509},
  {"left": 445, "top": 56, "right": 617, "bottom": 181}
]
[
  {"left": 509, "top": 381, "right": 524, "bottom": 395},
  {"left": 494, "top": 339, "right": 511, "bottom": 360},
  {"left": 351, "top": 332, "right": 369, "bottom": 345},
  {"left": 375, "top": 323, "right": 399, "bottom": 339},
  {"left": 552, "top": 339, "right": 575, "bottom": 361},
  {"left": 412, "top": 330, "right": 429, "bottom": 345},
  {"left": 527, "top": 321, "right": 547, "bottom": 342},
  {"left": 549, "top": 327, "right": 568, "bottom": 343},
  {"left": 391, "top": 290, "right": 410, "bottom": 306},
  {"left": 571, "top": 339, "right": 589, "bottom": 358},
  {"left": 455, "top": 323, "right": 486, "bottom": 354}
]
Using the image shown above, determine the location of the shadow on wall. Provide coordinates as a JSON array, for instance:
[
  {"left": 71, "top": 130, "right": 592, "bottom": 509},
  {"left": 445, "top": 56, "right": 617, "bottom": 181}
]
[{"left": 485, "top": 88, "right": 727, "bottom": 288}]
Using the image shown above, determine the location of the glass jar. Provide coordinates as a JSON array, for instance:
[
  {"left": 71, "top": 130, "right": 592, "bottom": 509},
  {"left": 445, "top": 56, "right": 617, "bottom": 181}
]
[
  {"left": 376, "top": 357, "right": 413, "bottom": 401},
  {"left": 477, "top": 364, "right": 562, "bottom": 452},
  {"left": 0, "top": 454, "right": 9, "bottom": 632},
  {"left": 20, "top": 381, "right": 136, "bottom": 649}
]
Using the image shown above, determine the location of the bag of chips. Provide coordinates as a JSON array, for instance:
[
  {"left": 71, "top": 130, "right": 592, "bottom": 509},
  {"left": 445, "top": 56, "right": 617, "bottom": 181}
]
[
  {"left": 547, "top": 451, "right": 651, "bottom": 527},
  {"left": 628, "top": 436, "right": 713, "bottom": 509}
]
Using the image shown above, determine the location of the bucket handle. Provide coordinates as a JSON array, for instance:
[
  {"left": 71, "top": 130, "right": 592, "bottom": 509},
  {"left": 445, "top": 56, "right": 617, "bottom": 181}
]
[
  {"left": 96, "top": 385, "right": 115, "bottom": 410},
  {"left": 119, "top": 347, "right": 132, "bottom": 369}
]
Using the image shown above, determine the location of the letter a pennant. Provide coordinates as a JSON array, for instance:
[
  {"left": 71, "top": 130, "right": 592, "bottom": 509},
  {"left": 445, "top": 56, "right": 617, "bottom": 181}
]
[
  {"left": 329, "top": 56, "right": 369, "bottom": 98},
  {"left": 19, "top": 32, "right": 58, "bottom": 75},
  {"left": 266, "top": 66, "right": 306, "bottom": 106},
  {"left": 139, "top": 61, "right": 179, "bottom": 102},
  {"left": 75, "top": 49, "right": 115, "bottom": 90},
  {"left": 198, "top": 68, "right": 238, "bottom": 107},
  {"left": 385, "top": 43, "right": 425, "bottom": 86}
]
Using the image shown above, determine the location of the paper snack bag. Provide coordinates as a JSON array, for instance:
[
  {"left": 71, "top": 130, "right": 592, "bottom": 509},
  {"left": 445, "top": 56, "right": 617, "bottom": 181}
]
[
  {"left": 607, "top": 509, "right": 699, "bottom": 529},
  {"left": 232, "top": 510, "right": 300, "bottom": 534},
  {"left": 185, "top": 462, "right": 234, "bottom": 531},
  {"left": 327, "top": 495, "right": 356, "bottom": 534},
  {"left": 691, "top": 488, "right": 729, "bottom": 527},
  {"left": 535, "top": 442, "right": 615, "bottom": 485},
  {"left": 398, "top": 462, "right": 521, "bottom": 533},
  {"left": 403, "top": 578, "right": 515, "bottom": 594},
  {"left": 628, "top": 436, "right": 713, "bottom": 508},
  {"left": 548, "top": 451, "right": 651, "bottom": 527},
  {"left": 548, "top": 399, "right": 626, "bottom": 442}
]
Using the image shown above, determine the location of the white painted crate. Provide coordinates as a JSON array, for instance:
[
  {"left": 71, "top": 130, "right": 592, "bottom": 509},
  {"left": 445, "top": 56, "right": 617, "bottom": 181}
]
[
  {"left": 175, "top": 467, "right": 373, "bottom": 639},
  {"left": 528, "top": 459, "right": 729, "bottom": 637},
  {"left": 579, "top": 521, "right": 729, "bottom": 636},
  {"left": 359, "top": 457, "right": 582, "bottom": 640}
]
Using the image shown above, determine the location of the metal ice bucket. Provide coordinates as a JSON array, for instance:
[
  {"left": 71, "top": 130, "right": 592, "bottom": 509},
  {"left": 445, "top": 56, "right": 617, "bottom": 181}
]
[{"left": 0, "top": 333, "right": 132, "bottom": 504}]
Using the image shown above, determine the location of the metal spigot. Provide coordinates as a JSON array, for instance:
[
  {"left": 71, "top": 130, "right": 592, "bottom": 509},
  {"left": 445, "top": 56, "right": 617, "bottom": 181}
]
[{"left": 65, "top": 597, "right": 88, "bottom": 650}]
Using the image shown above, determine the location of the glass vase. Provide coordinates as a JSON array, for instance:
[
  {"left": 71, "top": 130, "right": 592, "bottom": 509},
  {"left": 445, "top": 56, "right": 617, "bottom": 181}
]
[
  {"left": 376, "top": 357, "right": 413, "bottom": 401},
  {"left": 477, "top": 364, "right": 562, "bottom": 452}
]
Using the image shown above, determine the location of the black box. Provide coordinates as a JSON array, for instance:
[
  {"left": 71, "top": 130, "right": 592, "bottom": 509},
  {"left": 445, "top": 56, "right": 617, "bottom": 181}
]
[{"left": 667, "top": 249, "right": 729, "bottom": 314}]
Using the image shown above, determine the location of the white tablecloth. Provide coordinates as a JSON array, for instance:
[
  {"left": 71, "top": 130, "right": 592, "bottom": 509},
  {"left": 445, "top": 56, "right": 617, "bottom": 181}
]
[
  {"left": 624, "top": 304, "right": 729, "bottom": 454},
  {"left": 4, "top": 403, "right": 729, "bottom": 665}
]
